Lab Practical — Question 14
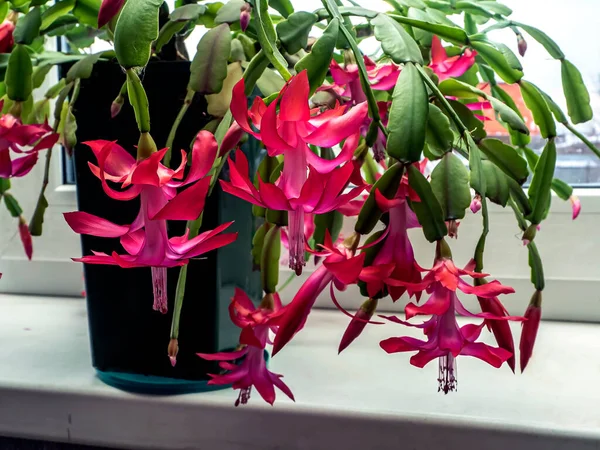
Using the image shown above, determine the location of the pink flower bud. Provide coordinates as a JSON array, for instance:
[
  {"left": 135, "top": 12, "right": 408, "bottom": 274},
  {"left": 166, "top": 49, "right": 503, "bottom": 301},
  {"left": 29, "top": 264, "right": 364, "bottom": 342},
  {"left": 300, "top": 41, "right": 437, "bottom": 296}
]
[
  {"left": 339, "top": 298, "right": 377, "bottom": 353},
  {"left": 522, "top": 223, "right": 537, "bottom": 246},
  {"left": 519, "top": 291, "right": 542, "bottom": 372},
  {"left": 478, "top": 295, "right": 515, "bottom": 372},
  {"left": 239, "top": 3, "right": 251, "bottom": 32},
  {"left": 110, "top": 95, "right": 124, "bottom": 118},
  {"left": 570, "top": 195, "right": 581, "bottom": 220},
  {"left": 470, "top": 195, "right": 482, "bottom": 214},
  {"left": 517, "top": 34, "right": 527, "bottom": 57},
  {"left": 18, "top": 217, "right": 33, "bottom": 260},
  {"left": 168, "top": 338, "right": 179, "bottom": 367},
  {"left": 447, "top": 220, "right": 459, "bottom": 239}
]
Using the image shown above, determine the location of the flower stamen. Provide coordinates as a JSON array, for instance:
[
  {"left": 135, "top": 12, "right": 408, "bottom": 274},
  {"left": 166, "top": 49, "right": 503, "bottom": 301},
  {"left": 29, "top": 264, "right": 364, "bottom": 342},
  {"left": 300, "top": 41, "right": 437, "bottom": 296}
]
[
  {"left": 151, "top": 266, "right": 168, "bottom": 314},
  {"left": 438, "top": 353, "right": 457, "bottom": 394}
]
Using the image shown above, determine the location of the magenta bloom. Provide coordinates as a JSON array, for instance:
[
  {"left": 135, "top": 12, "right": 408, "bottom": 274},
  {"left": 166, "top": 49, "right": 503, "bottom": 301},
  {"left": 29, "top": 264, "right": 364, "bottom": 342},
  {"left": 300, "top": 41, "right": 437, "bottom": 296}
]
[
  {"left": 98, "top": 0, "right": 125, "bottom": 27},
  {"left": 0, "top": 21, "right": 15, "bottom": 54},
  {"left": 64, "top": 132, "right": 237, "bottom": 313},
  {"left": 329, "top": 55, "right": 400, "bottom": 105},
  {"left": 570, "top": 195, "right": 581, "bottom": 220},
  {"left": 229, "top": 71, "right": 368, "bottom": 274},
  {"left": 380, "top": 256, "right": 520, "bottom": 393},
  {"left": 0, "top": 111, "right": 59, "bottom": 178},
  {"left": 430, "top": 36, "right": 476, "bottom": 81},
  {"left": 520, "top": 291, "right": 542, "bottom": 372},
  {"left": 18, "top": 217, "right": 33, "bottom": 260},
  {"left": 198, "top": 289, "right": 294, "bottom": 406},
  {"left": 359, "top": 184, "right": 422, "bottom": 301},
  {"left": 272, "top": 233, "right": 367, "bottom": 355}
]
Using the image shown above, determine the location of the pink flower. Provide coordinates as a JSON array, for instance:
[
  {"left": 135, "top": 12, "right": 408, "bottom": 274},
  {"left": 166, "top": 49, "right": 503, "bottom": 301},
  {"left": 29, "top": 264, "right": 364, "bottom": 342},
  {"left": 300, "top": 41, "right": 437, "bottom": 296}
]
[
  {"left": 229, "top": 72, "right": 368, "bottom": 274},
  {"left": 0, "top": 21, "right": 15, "bottom": 54},
  {"left": 358, "top": 184, "right": 422, "bottom": 301},
  {"left": 272, "top": 233, "right": 367, "bottom": 355},
  {"left": 198, "top": 289, "right": 294, "bottom": 406},
  {"left": 570, "top": 195, "right": 581, "bottom": 220},
  {"left": 0, "top": 110, "right": 59, "bottom": 178},
  {"left": 64, "top": 132, "right": 237, "bottom": 313},
  {"left": 429, "top": 36, "right": 476, "bottom": 81},
  {"left": 520, "top": 291, "right": 542, "bottom": 372},
  {"left": 478, "top": 293, "right": 516, "bottom": 372},
  {"left": 380, "top": 251, "right": 520, "bottom": 392},
  {"left": 329, "top": 55, "right": 400, "bottom": 105}
]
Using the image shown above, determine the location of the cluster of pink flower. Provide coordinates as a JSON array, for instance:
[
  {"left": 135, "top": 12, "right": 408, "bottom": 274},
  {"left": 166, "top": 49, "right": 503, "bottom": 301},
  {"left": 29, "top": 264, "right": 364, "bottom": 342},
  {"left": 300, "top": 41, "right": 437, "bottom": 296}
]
[{"left": 193, "top": 44, "right": 545, "bottom": 406}]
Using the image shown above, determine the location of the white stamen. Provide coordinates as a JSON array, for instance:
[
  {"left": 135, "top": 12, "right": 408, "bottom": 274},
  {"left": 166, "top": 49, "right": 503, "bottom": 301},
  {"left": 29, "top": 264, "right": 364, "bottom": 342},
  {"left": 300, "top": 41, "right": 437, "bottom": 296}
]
[
  {"left": 438, "top": 353, "right": 457, "bottom": 394},
  {"left": 151, "top": 266, "right": 168, "bottom": 314}
]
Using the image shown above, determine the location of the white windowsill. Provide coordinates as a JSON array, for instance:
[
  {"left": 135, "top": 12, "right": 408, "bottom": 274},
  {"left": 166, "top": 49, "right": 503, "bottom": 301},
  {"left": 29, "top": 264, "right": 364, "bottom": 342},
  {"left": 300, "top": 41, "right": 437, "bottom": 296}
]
[{"left": 0, "top": 294, "right": 598, "bottom": 449}]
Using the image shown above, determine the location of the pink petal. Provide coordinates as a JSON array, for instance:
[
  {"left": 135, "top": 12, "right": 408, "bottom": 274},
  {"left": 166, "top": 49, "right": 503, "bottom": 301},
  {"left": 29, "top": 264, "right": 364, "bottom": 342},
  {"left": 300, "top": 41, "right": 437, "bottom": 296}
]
[
  {"left": 219, "top": 122, "right": 245, "bottom": 158},
  {"left": 153, "top": 177, "right": 211, "bottom": 221},
  {"left": 18, "top": 220, "right": 33, "bottom": 260},
  {"left": 183, "top": 131, "right": 218, "bottom": 185},
  {"left": 10, "top": 153, "right": 39, "bottom": 177},
  {"left": 197, "top": 348, "right": 249, "bottom": 361},
  {"left": 323, "top": 252, "right": 365, "bottom": 286},
  {"left": 230, "top": 79, "right": 261, "bottom": 138},
  {"left": 120, "top": 229, "right": 145, "bottom": 255},
  {"left": 260, "top": 101, "right": 295, "bottom": 153},
  {"left": 258, "top": 178, "right": 291, "bottom": 210},
  {"left": 84, "top": 140, "right": 135, "bottom": 178},
  {"left": 279, "top": 71, "right": 310, "bottom": 122},
  {"left": 430, "top": 36, "right": 447, "bottom": 65},
  {"left": 462, "top": 342, "right": 512, "bottom": 368},
  {"left": 374, "top": 188, "right": 403, "bottom": 212},
  {"left": 379, "top": 336, "right": 428, "bottom": 353},
  {"left": 64, "top": 211, "right": 129, "bottom": 237},
  {"left": 31, "top": 133, "right": 60, "bottom": 152},
  {"left": 304, "top": 102, "right": 368, "bottom": 147},
  {"left": 179, "top": 231, "right": 238, "bottom": 259},
  {"left": 98, "top": 0, "right": 126, "bottom": 27},
  {"left": 240, "top": 325, "right": 262, "bottom": 348},
  {"left": 458, "top": 279, "right": 515, "bottom": 298}
]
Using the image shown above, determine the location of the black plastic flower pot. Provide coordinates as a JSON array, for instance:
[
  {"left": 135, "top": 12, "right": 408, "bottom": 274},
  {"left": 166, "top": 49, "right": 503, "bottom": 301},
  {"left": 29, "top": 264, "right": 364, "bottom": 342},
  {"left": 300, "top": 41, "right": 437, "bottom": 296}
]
[{"left": 70, "top": 60, "right": 262, "bottom": 394}]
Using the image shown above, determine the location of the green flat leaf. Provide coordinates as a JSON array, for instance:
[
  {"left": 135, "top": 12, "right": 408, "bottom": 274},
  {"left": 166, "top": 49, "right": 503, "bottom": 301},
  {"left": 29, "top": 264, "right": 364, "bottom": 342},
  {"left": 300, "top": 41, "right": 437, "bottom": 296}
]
[
  {"left": 243, "top": 49, "right": 269, "bottom": 95},
  {"left": 155, "top": 21, "right": 186, "bottom": 53},
  {"left": 513, "top": 21, "right": 564, "bottom": 59},
  {"left": 6, "top": 45, "right": 33, "bottom": 102},
  {"left": 398, "top": 0, "right": 427, "bottom": 8},
  {"left": 407, "top": 7, "right": 433, "bottom": 47},
  {"left": 447, "top": 99, "right": 486, "bottom": 141},
  {"left": 387, "top": 62, "right": 428, "bottom": 163},
  {"left": 0, "top": 2, "right": 8, "bottom": 22},
  {"left": 372, "top": 13, "right": 423, "bottom": 64},
  {"left": 171, "top": 3, "right": 206, "bottom": 21},
  {"left": 438, "top": 78, "right": 486, "bottom": 99},
  {"left": 496, "top": 42, "right": 521, "bottom": 71},
  {"left": 551, "top": 178, "right": 572, "bottom": 201},
  {"left": 482, "top": 160, "right": 509, "bottom": 207},
  {"left": 478, "top": 1, "right": 512, "bottom": 15},
  {"left": 388, "top": 13, "right": 468, "bottom": 45},
  {"left": 507, "top": 176, "right": 532, "bottom": 217},
  {"left": 114, "top": 0, "right": 163, "bottom": 67},
  {"left": 196, "top": 2, "right": 224, "bottom": 28},
  {"left": 426, "top": 103, "right": 453, "bottom": 156},
  {"left": 488, "top": 83, "right": 531, "bottom": 146},
  {"left": 27, "top": 98, "right": 50, "bottom": 123},
  {"left": 66, "top": 52, "right": 102, "bottom": 82},
  {"left": 252, "top": 222, "right": 270, "bottom": 266},
  {"left": 519, "top": 80, "right": 556, "bottom": 139},
  {"left": 561, "top": 59, "right": 592, "bottom": 125},
  {"left": 42, "top": 15, "right": 79, "bottom": 35},
  {"left": 29, "top": 193, "right": 48, "bottom": 236},
  {"left": 489, "top": 97, "right": 529, "bottom": 135},
  {"left": 65, "top": 24, "right": 100, "bottom": 49},
  {"left": 256, "top": 68, "right": 284, "bottom": 96},
  {"left": 479, "top": 138, "right": 528, "bottom": 184},
  {"left": 14, "top": 7, "right": 42, "bottom": 45},
  {"left": 430, "top": 152, "right": 471, "bottom": 220},
  {"left": 261, "top": 223, "right": 281, "bottom": 293},
  {"left": 254, "top": 0, "right": 290, "bottom": 77},
  {"left": 59, "top": 104, "right": 77, "bottom": 155},
  {"left": 269, "top": 0, "right": 293, "bottom": 18},
  {"left": 313, "top": 210, "right": 344, "bottom": 249},
  {"left": 276, "top": 12, "right": 317, "bottom": 55},
  {"left": 455, "top": 1, "right": 511, "bottom": 17},
  {"left": 41, "top": 0, "right": 75, "bottom": 30},
  {"left": 214, "top": 0, "right": 244, "bottom": 23},
  {"left": 424, "top": 7, "right": 455, "bottom": 26},
  {"left": 527, "top": 242, "right": 544, "bottom": 291},
  {"left": 188, "top": 23, "right": 231, "bottom": 94},
  {"left": 73, "top": 0, "right": 101, "bottom": 28},
  {"left": 538, "top": 88, "right": 567, "bottom": 124},
  {"left": 527, "top": 139, "right": 556, "bottom": 224},
  {"left": 407, "top": 164, "right": 447, "bottom": 242},
  {"left": 32, "top": 64, "right": 53, "bottom": 89},
  {"left": 466, "top": 132, "right": 485, "bottom": 194},
  {"left": 4, "top": 193, "right": 23, "bottom": 217},
  {"left": 471, "top": 39, "right": 523, "bottom": 83},
  {"left": 295, "top": 18, "right": 338, "bottom": 94}
]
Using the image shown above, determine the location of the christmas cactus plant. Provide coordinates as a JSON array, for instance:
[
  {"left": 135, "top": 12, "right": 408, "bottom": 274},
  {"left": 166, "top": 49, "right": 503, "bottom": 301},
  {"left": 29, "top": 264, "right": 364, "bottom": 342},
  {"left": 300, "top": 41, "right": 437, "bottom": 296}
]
[{"left": 0, "top": 0, "right": 598, "bottom": 405}]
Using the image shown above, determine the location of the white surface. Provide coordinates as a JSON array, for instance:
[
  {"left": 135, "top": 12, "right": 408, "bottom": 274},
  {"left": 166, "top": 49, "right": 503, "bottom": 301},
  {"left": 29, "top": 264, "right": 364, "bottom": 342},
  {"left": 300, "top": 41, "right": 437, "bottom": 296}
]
[{"left": 0, "top": 294, "right": 599, "bottom": 449}]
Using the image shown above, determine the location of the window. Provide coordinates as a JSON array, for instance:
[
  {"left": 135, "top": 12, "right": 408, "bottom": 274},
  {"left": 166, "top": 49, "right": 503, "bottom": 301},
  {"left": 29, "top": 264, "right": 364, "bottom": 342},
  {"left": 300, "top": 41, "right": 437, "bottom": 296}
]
[{"left": 2, "top": 0, "right": 599, "bottom": 324}]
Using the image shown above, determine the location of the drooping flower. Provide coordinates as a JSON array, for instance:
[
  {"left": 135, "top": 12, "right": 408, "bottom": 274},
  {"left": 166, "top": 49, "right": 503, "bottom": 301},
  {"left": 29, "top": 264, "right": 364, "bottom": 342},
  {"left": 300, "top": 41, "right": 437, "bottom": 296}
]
[
  {"left": 64, "top": 132, "right": 237, "bottom": 313},
  {"left": 380, "top": 241, "right": 520, "bottom": 393},
  {"left": 228, "top": 72, "right": 368, "bottom": 274},
  {"left": 0, "top": 109, "right": 59, "bottom": 178},
  {"left": 239, "top": 2, "right": 251, "bottom": 32},
  {"left": 18, "top": 216, "right": 33, "bottom": 260},
  {"left": 429, "top": 36, "right": 476, "bottom": 81},
  {"left": 272, "top": 232, "right": 367, "bottom": 355},
  {"left": 0, "top": 21, "right": 15, "bottom": 54},
  {"left": 470, "top": 194, "right": 482, "bottom": 214},
  {"left": 98, "top": 0, "right": 126, "bottom": 28},
  {"left": 198, "top": 289, "right": 294, "bottom": 406},
  {"left": 570, "top": 195, "right": 581, "bottom": 220}
]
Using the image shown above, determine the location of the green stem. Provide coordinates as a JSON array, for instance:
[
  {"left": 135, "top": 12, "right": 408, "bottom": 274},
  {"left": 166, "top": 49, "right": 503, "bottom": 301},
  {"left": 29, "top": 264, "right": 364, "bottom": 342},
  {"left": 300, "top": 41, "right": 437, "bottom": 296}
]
[
  {"left": 564, "top": 122, "right": 600, "bottom": 159},
  {"left": 163, "top": 88, "right": 195, "bottom": 167},
  {"left": 126, "top": 69, "right": 151, "bottom": 133},
  {"left": 473, "top": 195, "right": 489, "bottom": 273}
]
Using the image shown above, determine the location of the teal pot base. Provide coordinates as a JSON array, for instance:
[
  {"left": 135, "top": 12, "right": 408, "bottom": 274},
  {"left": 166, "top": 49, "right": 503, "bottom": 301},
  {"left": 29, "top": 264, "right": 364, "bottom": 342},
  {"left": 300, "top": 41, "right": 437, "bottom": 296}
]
[
  {"left": 96, "top": 351, "right": 270, "bottom": 395},
  {"left": 95, "top": 370, "right": 228, "bottom": 395}
]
